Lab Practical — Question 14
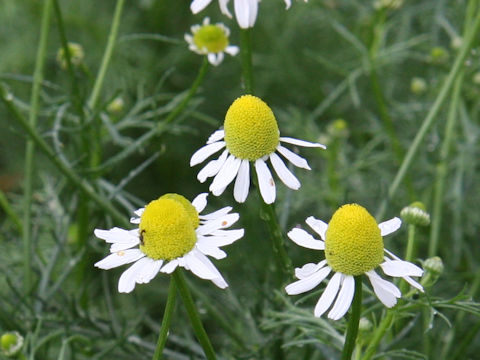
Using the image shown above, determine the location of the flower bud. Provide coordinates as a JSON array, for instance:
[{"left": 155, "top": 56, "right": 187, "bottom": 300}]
[
  {"left": 421, "top": 256, "right": 444, "bottom": 287},
  {"left": 410, "top": 77, "right": 427, "bottom": 95},
  {"left": 327, "top": 119, "right": 349, "bottom": 139},
  {"left": 400, "top": 201, "right": 430, "bottom": 227},
  {"left": 1, "top": 331, "right": 24, "bottom": 357},
  {"left": 56, "top": 42, "right": 84, "bottom": 70},
  {"left": 429, "top": 46, "right": 449, "bottom": 64},
  {"left": 107, "top": 96, "right": 125, "bottom": 115}
]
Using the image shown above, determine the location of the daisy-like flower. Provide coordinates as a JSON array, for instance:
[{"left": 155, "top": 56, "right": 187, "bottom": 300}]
[
  {"left": 285, "top": 204, "right": 424, "bottom": 320},
  {"left": 185, "top": 17, "right": 239, "bottom": 66},
  {"left": 94, "top": 193, "right": 244, "bottom": 293},
  {"left": 190, "top": 95, "right": 326, "bottom": 204}
]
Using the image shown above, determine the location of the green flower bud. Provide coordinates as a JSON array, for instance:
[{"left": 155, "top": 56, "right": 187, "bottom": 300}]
[
  {"left": 429, "top": 46, "right": 449, "bottom": 64},
  {"left": 450, "top": 36, "right": 463, "bottom": 50},
  {"left": 56, "top": 42, "right": 84, "bottom": 70},
  {"left": 400, "top": 201, "right": 430, "bottom": 227},
  {"left": 410, "top": 77, "right": 427, "bottom": 95},
  {"left": 421, "top": 256, "right": 444, "bottom": 287},
  {"left": 107, "top": 96, "right": 125, "bottom": 115},
  {"left": 1, "top": 331, "right": 24, "bottom": 357},
  {"left": 327, "top": 119, "right": 349, "bottom": 139}
]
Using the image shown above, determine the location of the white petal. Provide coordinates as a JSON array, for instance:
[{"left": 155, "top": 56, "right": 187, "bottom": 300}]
[
  {"left": 295, "top": 260, "right": 327, "bottom": 279},
  {"left": 277, "top": 145, "right": 311, "bottom": 170},
  {"left": 192, "top": 193, "right": 208, "bottom": 213},
  {"left": 94, "top": 249, "right": 145, "bottom": 270},
  {"left": 255, "top": 159, "right": 276, "bottom": 204},
  {"left": 403, "top": 276, "right": 424, "bottom": 292},
  {"left": 94, "top": 227, "right": 138, "bottom": 244},
  {"left": 190, "top": 141, "right": 226, "bottom": 166},
  {"left": 380, "top": 260, "right": 424, "bottom": 277},
  {"left": 134, "top": 208, "right": 144, "bottom": 217},
  {"left": 270, "top": 153, "right": 301, "bottom": 190},
  {"left": 225, "top": 45, "right": 240, "bottom": 56},
  {"left": 305, "top": 216, "right": 328, "bottom": 240},
  {"left": 137, "top": 259, "right": 163, "bottom": 284},
  {"left": 219, "top": 0, "right": 232, "bottom": 17},
  {"left": 378, "top": 217, "right": 402, "bottom": 236},
  {"left": 280, "top": 137, "right": 327, "bottom": 149},
  {"left": 207, "top": 130, "right": 225, "bottom": 144},
  {"left": 203, "top": 229, "right": 244, "bottom": 247},
  {"left": 366, "top": 270, "right": 400, "bottom": 308},
  {"left": 118, "top": 257, "right": 153, "bottom": 293},
  {"left": 197, "top": 213, "right": 239, "bottom": 235},
  {"left": 130, "top": 217, "right": 141, "bottom": 224},
  {"left": 246, "top": 0, "right": 258, "bottom": 27},
  {"left": 314, "top": 272, "right": 342, "bottom": 317},
  {"left": 234, "top": 159, "right": 250, "bottom": 203},
  {"left": 184, "top": 251, "right": 228, "bottom": 288},
  {"left": 235, "top": 0, "right": 257, "bottom": 28},
  {"left": 199, "top": 206, "right": 233, "bottom": 220},
  {"left": 288, "top": 228, "right": 325, "bottom": 250},
  {"left": 160, "top": 259, "right": 179, "bottom": 274},
  {"left": 110, "top": 240, "right": 141, "bottom": 252},
  {"left": 207, "top": 53, "right": 220, "bottom": 66},
  {"left": 196, "top": 241, "right": 227, "bottom": 259},
  {"left": 284, "top": 0, "right": 291, "bottom": 9},
  {"left": 197, "top": 149, "right": 228, "bottom": 183},
  {"left": 286, "top": 266, "right": 331, "bottom": 295},
  {"left": 209, "top": 154, "right": 242, "bottom": 196},
  {"left": 328, "top": 275, "right": 355, "bottom": 320},
  {"left": 190, "top": 0, "right": 212, "bottom": 13}
]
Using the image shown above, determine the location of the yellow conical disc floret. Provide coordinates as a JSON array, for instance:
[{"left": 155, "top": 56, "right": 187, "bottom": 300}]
[
  {"left": 193, "top": 24, "right": 229, "bottom": 53},
  {"left": 325, "top": 204, "right": 384, "bottom": 275},
  {"left": 159, "top": 193, "right": 200, "bottom": 229},
  {"left": 224, "top": 95, "right": 280, "bottom": 161},
  {"left": 139, "top": 197, "right": 197, "bottom": 260}
]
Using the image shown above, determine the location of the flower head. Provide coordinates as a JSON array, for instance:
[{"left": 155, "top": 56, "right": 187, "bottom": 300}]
[
  {"left": 190, "top": 95, "right": 326, "bottom": 204},
  {"left": 185, "top": 18, "right": 239, "bottom": 66},
  {"left": 56, "top": 42, "right": 84, "bottom": 70},
  {"left": 94, "top": 193, "right": 244, "bottom": 292},
  {"left": 1, "top": 331, "right": 23, "bottom": 358},
  {"left": 285, "top": 204, "right": 424, "bottom": 320}
]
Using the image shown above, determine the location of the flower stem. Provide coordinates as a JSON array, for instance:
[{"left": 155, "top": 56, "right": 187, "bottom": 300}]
[
  {"left": 152, "top": 278, "right": 177, "bottom": 360},
  {"left": 375, "top": 8, "right": 480, "bottom": 220},
  {"left": 341, "top": 276, "right": 363, "bottom": 360},
  {"left": 22, "top": 0, "right": 53, "bottom": 294},
  {"left": 360, "top": 310, "right": 395, "bottom": 360},
  {"left": 240, "top": 29, "right": 254, "bottom": 94},
  {"left": 172, "top": 269, "right": 217, "bottom": 360}
]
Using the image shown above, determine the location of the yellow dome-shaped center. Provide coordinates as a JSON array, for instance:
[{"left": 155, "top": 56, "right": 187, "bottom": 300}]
[
  {"left": 139, "top": 197, "right": 197, "bottom": 261},
  {"left": 159, "top": 193, "right": 200, "bottom": 229},
  {"left": 193, "top": 25, "right": 229, "bottom": 53},
  {"left": 224, "top": 95, "right": 280, "bottom": 161},
  {"left": 325, "top": 204, "right": 384, "bottom": 275}
]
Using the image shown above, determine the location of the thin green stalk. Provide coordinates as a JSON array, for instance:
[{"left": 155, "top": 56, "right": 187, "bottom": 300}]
[
  {"left": 22, "top": 0, "right": 53, "bottom": 294},
  {"left": 0, "top": 189, "right": 23, "bottom": 234},
  {"left": 172, "top": 270, "right": 216, "bottom": 360},
  {"left": 87, "top": 0, "right": 126, "bottom": 111},
  {"left": 360, "top": 310, "right": 395, "bottom": 360},
  {"left": 152, "top": 278, "right": 177, "bottom": 360},
  {"left": 375, "top": 10, "right": 480, "bottom": 220},
  {"left": 240, "top": 29, "right": 254, "bottom": 94},
  {"left": 429, "top": 71, "right": 464, "bottom": 257},
  {"left": 341, "top": 276, "right": 363, "bottom": 360},
  {"left": 0, "top": 84, "right": 127, "bottom": 227},
  {"left": 97, "top": 57, "right": 209, "bottom": 171}
]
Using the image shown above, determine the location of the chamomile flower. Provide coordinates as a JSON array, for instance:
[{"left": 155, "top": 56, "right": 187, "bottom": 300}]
[
  {"left": 285, "top": 204, "right": 424, "bottom": 320},
  {"left": 185, "top": 17, "right": 239, "bottom": 66},
  {"left": 94, "top": 193, "right": 243, "bottom": 293},
  {"left": 190, "top": 95, "right": 326, "bottom": 204}
]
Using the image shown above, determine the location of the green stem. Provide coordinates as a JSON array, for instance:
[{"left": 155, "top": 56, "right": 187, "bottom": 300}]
[
  {"left": 22, "top": 0, "right": 53, "bottom": 294},
  {"left": 0, "top": 189, "right": 23, "bottom": 234},
  {"left": 429, "top": 71, "right": 464, "bottom": 257},
  {"left": 97, "top": 57, "right": 209, "bottom": 172},
  {"left": 341, "top": 276, "right": 363, "bottom": 360},
  {"left": 240, "top": 29, "right": 254, "bottom": 94},
  {"left": 87, "top": 0, "right": 125, "bottom": 111},
  {"left": 360, "top": 310, "right": 395, "bottom": 360},
  {"left": 172, "top": 270, "right": 216, "bottom": 360},
  {"left": 0, "top": 85, "right": 128, "bottom": 228},
  {"left": 152, "top": 278, "right": 177, "bottom": 360},
  {"left": 375, "top": 10, "right": 480, "bottom": 220}
]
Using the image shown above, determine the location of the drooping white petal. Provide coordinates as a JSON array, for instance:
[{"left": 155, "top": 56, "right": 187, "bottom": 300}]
[
  {"left": 219, "top": 0, "right": 232, "bottom": 17},
  {"left": 207, "top": 130, "right": 225, "bottom": 144},
  {"left": 234, "top": 0, "right": 258, "bottom": 29},
  {"left": 378, "top": 217, "right": 402, "bottom": 236},
  {"left": 190, "top": 0, "right": 213, "bottom": 13},
  {"left": 203, "top": 229, "right": 244, "bottom": 247},
  {"left": 380, "top": 260, "right": 424, "bottom": 278},
  {"left": 199, "top": 206, "right": 233, "bottom": 220},
  {"left": 328, "top": 275, "right": 355, "bottom": 320},
  {"left": 295, "top": 260, "right": 327, "bottom": 279},
  {"left": 366, "top": 270, "right": 400, "bottom": 308},
  {"left": 136, "top": 259, "right": 163, "bottom": 284},
  {"left": 197, "top": 213, "right": 239, "bottom": 235},
  {"left": 270, "top": 153, "right": 301, "bottom": 190},
  {"left": 184, "top": 251, "right": 228, "bottom": 288},
  {"left": 134, "top": 208, "right": 144, "bottom": 217},
  {"left": 286, "top": 266, "right": 331, "bottom": 295},
  {"left": 190, "top": 141, "right": 226, "bottom": 166},
  {"left": 197, "top": 149, "right": 228, "bottom": 183},
  {"left": 234, "top": 159, "right": 250, "bottom": 203},
  {"left": 277, "top": 145, "right": 311, "bottom": 170},
  {"left": 225, "top": 45, "right": 240, "bottom": 56},
  {"left": 402, "top": 276, "right": 425, "bottom": 292},
  {"left": 95, "top": 249, "right": 145, "bottom": 270},
  {"left": 305, "top": 216, "right": 328, "bottom": 240},
  {"left": 118, "top": 257, "right": 153, "bottom": 293},
  {"left": 288, "top": 228, "right": 325, "bottom": 250},
  {"left": 208, "top": 52, "right": 223, "bottom": 66},
  {"left": 130, "top": 217, "right": 141, "bottom": 224},
  {"left": 209, "top": 154, "right": 242, "bottom": 196},
  {"left": 160, "top": 259, "right": 179, "bottom": 274},
  {"left": 192, "top": 193, "right": 209, "bottom": 213},
  {"left": 94, "top": 228, "right": 138, "bottom": 244},
  {"left": 284, "top": 0, "right": 291, "bottom": 9},
  {"left": 314, "top": 272, "right": 342, "bottom": 317},
  {"left": 196, "top": 241, "right": 227, "bottom": 259},
  {"left": 280, "top": 137, "right": 327, "bottom": 149},
  {"left": 255, "top": 159, "right": 276, "bottom": 204}
]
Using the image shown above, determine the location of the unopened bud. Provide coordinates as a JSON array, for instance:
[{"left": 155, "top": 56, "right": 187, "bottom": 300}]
[
  {"left": 107, "top": 96, "right": 125, "bottom": 114},
  {"left": 56, "top": 42, "right": 84, "bottom": 70},
  {"left": 400, "top": 201, "right": 430, "bottom": 226},
  {"left": 410, "top": 77, "right": 427, "bottom": 95},
  {"left": 1, "top": 331, "right": 23, "bottom": 357}
]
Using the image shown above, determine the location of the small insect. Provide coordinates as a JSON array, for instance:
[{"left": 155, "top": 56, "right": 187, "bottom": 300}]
[{"left": 139, "top": 229, "right": 146, "bottom": 245}]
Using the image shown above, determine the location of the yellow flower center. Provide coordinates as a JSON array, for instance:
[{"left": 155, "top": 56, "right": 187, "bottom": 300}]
[
  {"left": 193, "top": 24, "right": 229, "bottom": 53},
  {"left": 325, "top": 204, "right": 384, "bottom": 275},
  {"left": 224, "top": 95, "right": 280, "bottom": 161},
  {"left": 139, "top": 196, "right": 198, "bottom": 261}
]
